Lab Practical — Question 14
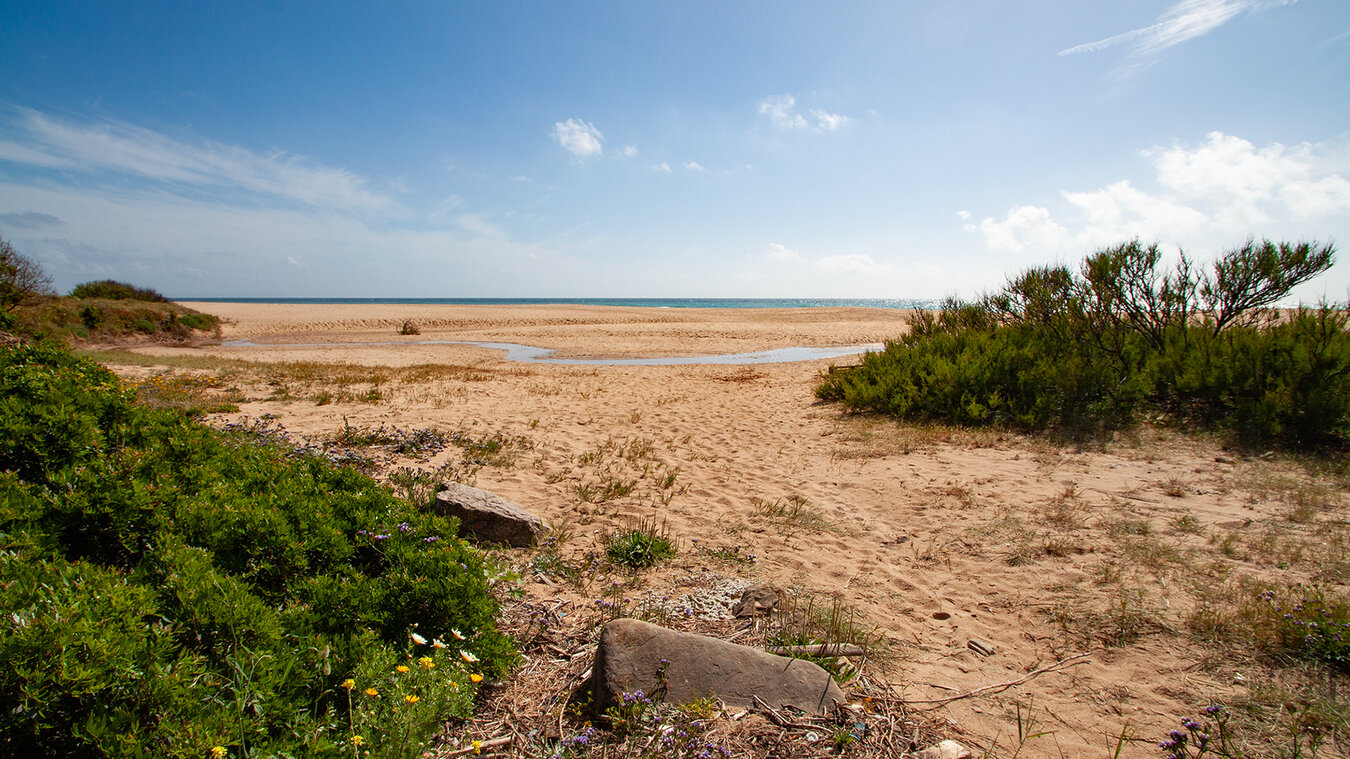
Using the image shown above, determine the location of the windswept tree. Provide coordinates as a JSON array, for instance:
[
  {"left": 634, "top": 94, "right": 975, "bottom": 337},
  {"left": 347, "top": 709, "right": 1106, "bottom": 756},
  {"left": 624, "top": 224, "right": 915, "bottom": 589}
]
[{"left": 0, "top": 236, "right": 53, "bottom": 312}]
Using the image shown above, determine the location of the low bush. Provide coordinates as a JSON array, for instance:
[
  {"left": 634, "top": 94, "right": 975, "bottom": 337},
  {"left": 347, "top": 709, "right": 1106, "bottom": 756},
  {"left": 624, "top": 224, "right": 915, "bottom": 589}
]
[
  {"left": 1258, "top": 586, "right": 1350, "bottom": 673},
  {"left": 604, "top": 519, "right": 676, "bottom": 568},
  {"left": 818, "top": 238, "right": 1347, "bottom": 450},
  {"left": 0, "top": 243, "right": 217, "bottom": 342},
  {"left": 69, "top": 279, "right": 170, "bottom": 302},
  {"left": 0, "top": 343, "right": 516, "bottom": 757},
  {"left": 11, "top": 297, "right": 220, "bottom": 342}
]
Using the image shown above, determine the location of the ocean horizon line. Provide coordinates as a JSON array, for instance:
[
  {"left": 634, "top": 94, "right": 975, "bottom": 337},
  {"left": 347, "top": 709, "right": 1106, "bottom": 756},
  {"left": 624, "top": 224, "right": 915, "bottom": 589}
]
[{"left": 175, "top": 297, "right": 942, "bottom": 309}]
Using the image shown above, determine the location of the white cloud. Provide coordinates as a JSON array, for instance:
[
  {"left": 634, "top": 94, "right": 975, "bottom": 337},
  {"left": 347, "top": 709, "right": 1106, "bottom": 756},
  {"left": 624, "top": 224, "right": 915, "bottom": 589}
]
[
  {"left": 1281, "top": 175, "right": 1350, "bottom": 218},
  {"left": 683, "top": 161, "right": 705, "bottom": 172},
  {"left": 455, "top": 212, "right": 503, "bottom": 238},
  {"left": 552, "top": 118, "right": 604, "bottom": 158},
  {"left": 1059, "top": 0, "right": 1298, "bottom": 73},
  {"left": 975, "top": 205, "right": 1070, "bottom": 253},
  {"left": 758, "top": 95, "right": 809, "bottom": 130},
  {"left": 810, "top": 109, "right": 850, "bottom": 131},
  {"left": 620, "top": 144, "right": 637, "bottom": 158},
  {"left": 0, "top": 178, "right": 581, "bottom": 296},
  {"left": 758, "top": 95, "right": 852, "bottom": 133},
  {"left": 739, "top": 242, "right": 902, "bottom": 296},
  {"left": 1149, "top": 131, "right": 1350, "bottom": 224},
  {"left": 762, "top": 242, "right": 801, "bottom": 261},
  {"left": 654, "top": 162, "right": 672, "bottom": 173},
  {"left": 0, "top": 108, "right": 392, "bottom": 212},
  {"left": 1063, "top": 180, "right": 1208, "bottom": 247},
  {"left": 969, "top": 131, "right": 1350, "bottom": 259},
  {"left": 815, "top": 253, "right": 892, "bottom": 277}
]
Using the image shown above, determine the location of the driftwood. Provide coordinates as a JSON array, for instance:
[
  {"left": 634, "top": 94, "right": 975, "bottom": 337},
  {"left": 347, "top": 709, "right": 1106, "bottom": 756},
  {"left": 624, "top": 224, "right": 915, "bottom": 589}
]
[
  {"left": 444, "top": 736, "right": 511, "bottom": 756},
  {"left": 766, "top": 643, "right": 867, "bottom": 657}
]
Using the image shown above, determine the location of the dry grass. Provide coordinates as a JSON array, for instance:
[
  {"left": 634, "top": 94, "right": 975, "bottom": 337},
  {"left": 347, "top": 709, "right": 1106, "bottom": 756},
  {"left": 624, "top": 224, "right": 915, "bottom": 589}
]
[
  {"left": 93, "top": 352, "right": 1350, "bottom": 756},
  {"left": 433, "top": 593, "right": 945, "bottom": 759}
]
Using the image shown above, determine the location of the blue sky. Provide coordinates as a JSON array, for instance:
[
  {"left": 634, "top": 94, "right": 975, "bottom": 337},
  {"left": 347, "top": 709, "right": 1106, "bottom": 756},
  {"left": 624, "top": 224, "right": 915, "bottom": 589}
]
[{"left": 2, "top": 1, "right": 1348, "bottom": 299}]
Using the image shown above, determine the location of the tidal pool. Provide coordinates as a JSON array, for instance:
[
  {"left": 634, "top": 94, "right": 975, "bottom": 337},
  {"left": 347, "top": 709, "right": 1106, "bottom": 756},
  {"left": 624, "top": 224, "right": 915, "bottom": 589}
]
[{"left": 222, "top": 338, "right": 883, "bottom": 366}]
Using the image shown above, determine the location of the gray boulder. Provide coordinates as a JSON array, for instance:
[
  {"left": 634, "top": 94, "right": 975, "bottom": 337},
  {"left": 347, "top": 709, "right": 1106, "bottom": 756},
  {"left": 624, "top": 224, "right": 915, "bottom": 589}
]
[
  {"left": 589, "top": 619, "right": 845, "bottom": 716},
  {"left": 432, "top": 483, "right": 545, "bottom": 547}
]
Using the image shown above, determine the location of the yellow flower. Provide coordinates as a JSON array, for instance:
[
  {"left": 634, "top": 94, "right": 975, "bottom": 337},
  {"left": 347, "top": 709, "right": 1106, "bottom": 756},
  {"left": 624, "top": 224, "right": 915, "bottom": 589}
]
[
  {"left": 469, "top": 673, "right": 483, "bottom": 683},
  {"left": 365, "top": 687, "right": 379, "bottom": 697},
  {"left": 211, "top": 748, "right": 228, "bottom": 759},
  {"left": 395, "top": 665, "right": 410, "bottom": 674},
  {"left": 405, "top": 694, "right": 420, "bottom": 704},
  {"left": 418, "top": 656, "right": 435, "bottom": 670},
  {"left": 340, "top": 678, "right": 356, "bottom": 690},
  {"left": 351, "top": 735, "right": 365, "bottom": 746},
  {"left": 459, "top": 649, "right": 479, "bottom": 663},
  {"left": 472, "top": 740, "right": 483, "bottom": 754},
  {"left": 411, "top": 632, "right": 428, "bottom": 645}
]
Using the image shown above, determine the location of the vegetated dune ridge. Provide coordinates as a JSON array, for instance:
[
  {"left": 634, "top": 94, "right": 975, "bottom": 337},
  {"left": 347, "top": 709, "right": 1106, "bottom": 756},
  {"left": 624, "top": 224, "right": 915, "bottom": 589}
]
[{"left": 112, "top": 302, "right": 1348, "bottom": 757}]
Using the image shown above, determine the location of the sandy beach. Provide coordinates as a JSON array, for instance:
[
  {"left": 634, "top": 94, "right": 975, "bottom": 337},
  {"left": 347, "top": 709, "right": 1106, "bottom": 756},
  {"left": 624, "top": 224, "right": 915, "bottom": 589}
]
[{"left": 105, "top": 302, "right": 1348, "bottom": 756}]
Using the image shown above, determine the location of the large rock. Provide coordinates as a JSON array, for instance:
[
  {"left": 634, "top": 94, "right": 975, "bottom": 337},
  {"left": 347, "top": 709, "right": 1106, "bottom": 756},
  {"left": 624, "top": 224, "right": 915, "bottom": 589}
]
[
  {"left": 589, "top": 619, "right": 845, "bottom": 716},
  {"left": 433, "top": 483, "right": 545, "bottom": 547}
]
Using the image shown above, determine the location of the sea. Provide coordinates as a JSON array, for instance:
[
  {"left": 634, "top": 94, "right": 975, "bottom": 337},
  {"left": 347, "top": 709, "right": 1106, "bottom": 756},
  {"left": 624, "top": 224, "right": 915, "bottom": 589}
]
[{"left": 180, "top": 297, "right": 940, "bottom": 309}]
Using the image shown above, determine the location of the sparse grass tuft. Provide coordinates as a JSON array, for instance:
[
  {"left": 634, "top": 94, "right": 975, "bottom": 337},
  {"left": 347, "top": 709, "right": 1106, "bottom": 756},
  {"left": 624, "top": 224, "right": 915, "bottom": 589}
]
[
  {"left": 604, "top": 518, "right": 676, "bottom": 569},
  {"left": 766, "top": 590, "right": 883, "bottom": 684},
  {"left": 752, "top": 494, "right": 831, "bottom": 533}
]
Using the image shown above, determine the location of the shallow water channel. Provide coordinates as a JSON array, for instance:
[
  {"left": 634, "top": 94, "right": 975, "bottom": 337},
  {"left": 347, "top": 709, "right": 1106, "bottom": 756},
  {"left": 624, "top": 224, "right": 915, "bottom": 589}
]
[{"left": 222, "top": 338, "right": 883, "bottom": 366}]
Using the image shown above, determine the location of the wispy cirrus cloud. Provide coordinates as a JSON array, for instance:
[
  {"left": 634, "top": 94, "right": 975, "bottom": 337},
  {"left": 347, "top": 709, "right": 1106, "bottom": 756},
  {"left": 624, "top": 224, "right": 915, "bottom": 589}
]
[
  {"left": 0, "top": 108, "right": 393, "bottom": 212},
  {"left": 1059, "top": 0, "right": 1298, "bottom": 73},
  {"left": 0, "top": 107, "right": 588, "bottom": 296},
  {"left": 551, "top": 118, "right": 604, "bottom": 159}
]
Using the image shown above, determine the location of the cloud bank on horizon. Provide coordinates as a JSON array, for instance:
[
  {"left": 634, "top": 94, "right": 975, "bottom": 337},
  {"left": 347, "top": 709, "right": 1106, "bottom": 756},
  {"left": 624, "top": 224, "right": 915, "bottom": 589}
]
[{"left": 0, "top": 1, "right": 1346, "bottom": 300}]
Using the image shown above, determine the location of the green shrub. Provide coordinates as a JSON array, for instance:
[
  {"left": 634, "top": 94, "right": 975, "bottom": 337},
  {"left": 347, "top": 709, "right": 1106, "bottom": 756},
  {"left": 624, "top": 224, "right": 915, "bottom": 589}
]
[
  {"left": 0, "top": 343, "right": 515, "bottom": 757},
  {"left": 5, "top": 285, "right": 217, "bottom": 343},
  {"left": 179, "top": 312, "right": 215, "bottom": 331},
  {"left": 70, "top": 279, "right": 170, "bottom": 302},
  {"left": 818, "top": 238, "right": 1345, "bottom": 449},
  {"left": 818, "top": 321, "right": 1137, "bottom": 435},
  {"left": 604, "top": 519, "right": 675, "bottom": 568}
]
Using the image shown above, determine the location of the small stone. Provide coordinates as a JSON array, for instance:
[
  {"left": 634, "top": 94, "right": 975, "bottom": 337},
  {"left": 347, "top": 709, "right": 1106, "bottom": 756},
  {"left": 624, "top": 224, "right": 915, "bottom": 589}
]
[
  {"left": 931, "top": 611, "right": 951, "bottom": 620},
  {"left": 967, "top": 638, "right": 995, "bottom": 657},
  {"left": 732, "top": 586, "right": 778, "bottom": 617},
  {"left": 912, "top": 739, "right": 972, "bottom": 759}
]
